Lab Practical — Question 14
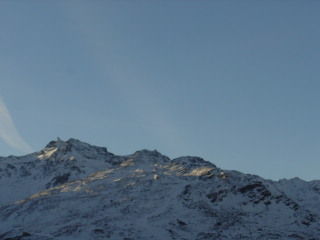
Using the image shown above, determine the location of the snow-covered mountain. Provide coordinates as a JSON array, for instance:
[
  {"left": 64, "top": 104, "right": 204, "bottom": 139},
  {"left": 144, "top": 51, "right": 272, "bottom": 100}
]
[{"left": 0, "top": 138, "right": 319, "bottom": 240}]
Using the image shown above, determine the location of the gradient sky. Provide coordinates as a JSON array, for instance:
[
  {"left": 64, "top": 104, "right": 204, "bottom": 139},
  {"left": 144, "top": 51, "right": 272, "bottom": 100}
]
[{"left": 0, "top": 1, "right": 319, "bottom": 180}]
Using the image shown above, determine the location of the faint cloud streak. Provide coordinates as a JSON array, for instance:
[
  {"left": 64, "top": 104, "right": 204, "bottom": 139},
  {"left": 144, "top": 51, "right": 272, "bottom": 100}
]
[
  {"left": 60, "top": 3, "right": 184, "bottom": 153},
  {"left": 0, "top": 97, "right": 33, "bottom": 153}
]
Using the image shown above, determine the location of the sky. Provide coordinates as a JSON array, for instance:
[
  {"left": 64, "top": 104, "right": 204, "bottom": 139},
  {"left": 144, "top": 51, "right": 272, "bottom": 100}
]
[{"left": 0, "top": 0, "right": 319, "bottom": 180}]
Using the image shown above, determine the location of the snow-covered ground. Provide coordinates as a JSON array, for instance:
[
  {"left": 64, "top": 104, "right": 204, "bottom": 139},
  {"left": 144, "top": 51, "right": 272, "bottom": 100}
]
[{"left": 0, "top": 138, "right": 319, "bottom": 239}]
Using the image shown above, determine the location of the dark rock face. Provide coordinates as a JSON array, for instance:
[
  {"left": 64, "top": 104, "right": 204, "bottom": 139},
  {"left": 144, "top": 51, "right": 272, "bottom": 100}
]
[
  {"left": 0, "top": 138, "right": 319, "bottom": 240},
  {"left": 1, "top": 232, "right": 31, "bottom": 240},
  {"left": 46, "top": 173, "right": 70, "bottom": 188}
]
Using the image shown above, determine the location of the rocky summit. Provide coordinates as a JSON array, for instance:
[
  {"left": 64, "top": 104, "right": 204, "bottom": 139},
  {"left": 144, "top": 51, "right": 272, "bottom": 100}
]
[{"left": 0, "top": 138, "right": 319, "bottom": 240}]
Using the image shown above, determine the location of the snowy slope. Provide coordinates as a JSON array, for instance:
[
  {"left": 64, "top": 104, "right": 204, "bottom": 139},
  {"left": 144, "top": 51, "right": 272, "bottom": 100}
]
[{"left": 0, "top": 139, "right": 319, "bottom": 240}]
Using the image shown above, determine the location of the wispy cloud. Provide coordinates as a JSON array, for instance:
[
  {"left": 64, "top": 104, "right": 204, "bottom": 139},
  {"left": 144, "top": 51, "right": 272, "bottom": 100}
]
[
  {"left": 0, "top": 97, "right": 33, "bottom": 153},
  {"left": 61, "top": 3, "right": 184, "bottom": 153}
]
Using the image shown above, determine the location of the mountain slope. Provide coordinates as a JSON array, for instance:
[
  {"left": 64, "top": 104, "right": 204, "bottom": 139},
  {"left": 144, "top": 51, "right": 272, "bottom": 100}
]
[{"left": 0, "top": 139, "right": 319, "bottom": 240}]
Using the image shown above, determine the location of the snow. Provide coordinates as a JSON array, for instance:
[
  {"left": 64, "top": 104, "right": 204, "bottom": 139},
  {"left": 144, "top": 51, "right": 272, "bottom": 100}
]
[{"left": 0, "top": 138, "right": 319, "bottom": 239}]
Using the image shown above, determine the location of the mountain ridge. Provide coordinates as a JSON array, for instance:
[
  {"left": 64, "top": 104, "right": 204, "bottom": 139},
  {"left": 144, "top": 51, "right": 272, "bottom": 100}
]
[{"left": 1, "top": 138, "right": 319, "bottom": 239}]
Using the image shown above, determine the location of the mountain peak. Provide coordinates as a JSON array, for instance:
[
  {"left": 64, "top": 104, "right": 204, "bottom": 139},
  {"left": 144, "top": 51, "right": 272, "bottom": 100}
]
[
  {"left": 41, "top": 138, "right": 111, "bottom": 161},
  {"left": 45, "top": 138, "right": 107, "bottom": 151},
  {"left": 45, "top": 137, "right": 87, "bottom": 148}
]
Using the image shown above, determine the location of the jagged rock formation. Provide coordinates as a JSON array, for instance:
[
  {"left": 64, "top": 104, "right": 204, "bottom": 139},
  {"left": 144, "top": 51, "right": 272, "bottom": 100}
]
[{"left": 0, "top": 138, "right": 319, "bottom": 239}]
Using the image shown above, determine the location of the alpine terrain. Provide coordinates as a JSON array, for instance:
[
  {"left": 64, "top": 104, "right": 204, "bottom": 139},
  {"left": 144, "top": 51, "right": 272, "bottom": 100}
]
[{"left": 0, "top": 138, "right": 319, "bottom": 240}]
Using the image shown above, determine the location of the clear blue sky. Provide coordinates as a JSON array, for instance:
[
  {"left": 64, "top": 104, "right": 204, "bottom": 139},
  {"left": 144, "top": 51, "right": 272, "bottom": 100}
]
[{"left": 0, "top": 1, "right": 319, "bottom": 180}]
